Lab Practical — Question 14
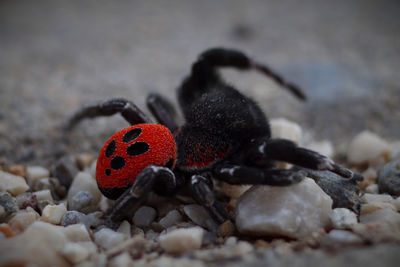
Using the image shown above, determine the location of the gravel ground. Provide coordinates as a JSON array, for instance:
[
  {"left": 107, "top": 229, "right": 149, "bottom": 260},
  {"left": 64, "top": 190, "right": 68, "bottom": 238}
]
[{"left": 1, "top": 0, "right": 400, "bottom": 266}]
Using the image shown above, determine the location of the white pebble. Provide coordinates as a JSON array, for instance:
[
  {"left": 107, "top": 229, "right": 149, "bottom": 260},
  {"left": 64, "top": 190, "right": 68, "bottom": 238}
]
[
  {"left": 0, "top": 170, "right": 29, "bottom": 196},
  {"left": 26, "top": 166, "right": 50, "bottom": 187},
  {"left": 41, "top": 203, "right": 67, "bottom": 225},
  {"left": 68, "top": 172, "right": 101, "bottom": 209},
  {"left": 362, "top": 193, "right": 393, "bottom": 204},
  {"left": 108, "top": 252, "right": 134, "bottom": 267},
  {"left": 159, "top": 227, "right": 204, "bottom": 254},
  {"left": 33, "top": 189, "right": 54, "bottom": 203},
  {"left": 365, "top": 184, "right": 379, "bottom": 194},
  {"left": 62, "top": 242, "right": 90, "bottom": 264},
  {"left": 236, "top": 178, "right": 332, "bottom": 238},
  {"left": 360, "top": 207, "right": 400, "bottom": 224},
  {"left": 270, "top": 118, "right": 302, "bottom": 144},
  {"left": 391, "top": 197, "right": 400, "bottom": 211},
  {"left": 117, "top": 220, "right": 132, "bottom": 238},
  {"left": 94, "top": 228, "right": 126, "bottom": 250},
  {"left": 329, "top": 208, "right": 358, "bottom": 229},
  {"left": 347, "top": 131, "right": 391, "bottom": 166},
  {"left": 62, "top": 224, "right": 91, "bottom": 242},
  {"left": 9, "top": 207, "right": 40, "bottom": 233},
  {"left": 324, "top": 230, "right": 363, "bottom": 246}
]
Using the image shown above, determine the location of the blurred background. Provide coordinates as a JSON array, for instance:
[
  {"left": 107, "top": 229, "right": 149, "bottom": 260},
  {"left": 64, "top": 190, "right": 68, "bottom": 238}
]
[{"left": 0, "top": 0, "right": 399, "bottom": 165}]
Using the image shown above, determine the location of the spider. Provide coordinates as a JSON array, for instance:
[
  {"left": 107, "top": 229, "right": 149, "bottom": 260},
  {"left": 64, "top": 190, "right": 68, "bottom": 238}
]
[{"left": 67, "top": 48, "right": 355, "bottom": 229}]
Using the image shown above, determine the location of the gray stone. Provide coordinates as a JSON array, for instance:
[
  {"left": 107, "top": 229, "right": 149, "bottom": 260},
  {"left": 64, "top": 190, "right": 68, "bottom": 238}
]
[
  {"left": 70, "top": 190, "right": 93, "bottom": 212},
  {"left": 132, "top": 206, "right": 157, "bottom": 227},
  {"left": 51, "top": 155, "right": 79, "bottom": 188},
  {"left": 94, "top": 228, "right": 126, "bottom": 250},
  {"left": 61, "top": 210, "right": 103, "bottom": 229},
  {"left": 183, "top": 204, "right": 218, "bottom": 232},
  {"left": 0, "top": 192, "right": 18, "bottom": 215},
  {"left": 158, "top": 209, "right": 183, "bottom": 229},
  {"left": 378, "top": 159, "right": 400, "bottom": 197}
]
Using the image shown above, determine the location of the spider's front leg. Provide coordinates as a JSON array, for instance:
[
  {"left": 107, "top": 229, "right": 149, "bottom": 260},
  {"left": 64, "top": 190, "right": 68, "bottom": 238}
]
[
  {"left": 66, "top": 98, "right": 152, "bottom": 129},
  {"left": 105, "top": 165, "right": 177, "bottom": 228},
  {"left": 244, "top": 138, "right": 354, "bottom": 178}
]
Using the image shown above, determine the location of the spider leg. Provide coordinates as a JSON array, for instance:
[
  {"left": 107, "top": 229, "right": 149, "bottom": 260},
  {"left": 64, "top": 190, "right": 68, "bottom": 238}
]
[
  {"left": 214, "top": 164, "right": 306, "bottom": 186},
  {"left": 66, "top": 98, "right": 152, "bottom": 129},
  {"left": 245, "top": 138, "right": 354, "bottom": 178},
  {"left": 189, "top": 174, "right": 229, "bottom": 225},
  {"left": 105, "top": 165, "right": 177, "bottom": 227},
  {"left": 146, "top": 93, "right": 179, "bottom": 132},
  {"left": 178, "top": 48, "right": 305, "bottom": 109}
]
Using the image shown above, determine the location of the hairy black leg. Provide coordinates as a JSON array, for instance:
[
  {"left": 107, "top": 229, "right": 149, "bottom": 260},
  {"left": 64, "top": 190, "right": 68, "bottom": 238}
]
[
  {"left": 245, "top": 138, "right": 354, "bottom": 178},
  {"left": 189, "top": 174, "right": 229, "bottom": 225},
  {"left": 213, "top": 164, "right": 306, "bottom": 186},
  {"left": 178, "top": 47, "right": 305, "bottom": 110},
  {"left": 146, "top": 93, "right": 179, "bottom": 132},
  {"left": 105, "top": 165, "right": 176, "bottom": 228},
  {"left": 66, "top": 98, "right": 152, "bottom": 129}
]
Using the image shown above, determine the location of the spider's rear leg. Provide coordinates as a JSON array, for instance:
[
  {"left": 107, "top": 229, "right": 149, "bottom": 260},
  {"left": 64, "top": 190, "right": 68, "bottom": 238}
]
[
  {"left": 105, "top": 165, "right": 177, "bottom": 228},
  {"left": 214, "top": 164, "right": 306, "bottom": 186},
  {"left": 66, "top": 98, "right": 151, "bottom": 129},
  {"left": 189, "top": 174, "right": 229, "bottom": 225},
  {"left": 245, "top": 138, "right": 354, "bottom": 178},
  {"left": 146, "top": 93, "right": 179, "bottom": 132}
]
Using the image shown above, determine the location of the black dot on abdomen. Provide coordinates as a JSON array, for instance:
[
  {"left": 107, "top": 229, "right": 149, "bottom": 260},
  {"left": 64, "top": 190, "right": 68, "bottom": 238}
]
[
  {"left": 122, "top": 128, "right": 142, "bottom": 143},
  {"left": 105, "top": 140, "right": 116, "bottom": 157},
  {"left": 110, "top": 156, "right": 126, "bottom": 170},
  {"left": 126, "top": 142, "right": 149, "bottom": 156},
  {"left": 105, "top": 169, "right": 111, "bottom": 176}
]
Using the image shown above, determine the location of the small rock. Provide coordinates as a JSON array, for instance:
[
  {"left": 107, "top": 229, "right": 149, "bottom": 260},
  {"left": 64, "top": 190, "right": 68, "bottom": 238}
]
[
  {"left": 352, "top": 221, "right": 400, "bottom": 243},
  {"left": 69, "top": 190, "right": 93, "bottom": 212},
  {"left": 365, "top": 184, "right": 379, "bottom": 194},
  {"left": 359, "top": 168, "right": 378, "bottom": 190},
  {"left": 159, "top": 227, "right": 204, "bottom": 254},
  {"left": 0, "top": 170, "right": 29, "bottom": 196},
  {"left": 377, "top": 159, "right": 400, "bottom": 197},
  {"left": 33, "top": 189, "right": 54, "bottom": 203},
  {"left": 51, "top": 155, "right": 79, "bottom": 188},
  {"left": 145, "top": 229, "right": 159, "bottom": 241},
  {"left": 62, "top": 223, "right": 91, "bottom": 242},
  {"left": 0, "top": 223, "right": 15, "bottom": 238},
  {"left": 347, "top": 131, "right": 391, "bottom": 166},
  {"left": 62, "top": 242, "right": 90, "bottom": 264},
  {"left": 105, "top": 234, "right": 148, "bottom": 258},
  {"left": 361, "top": 202, "right": 396, "bottom": 215},
  {"left": 76, "top": 153, "right": 95, "bottom": 170},
  {"left": 158, "top": 209, "right": 183, "bottom": 229},
  {"left": 133, "top": 206, "right": 157, "bottom": 227},
  {"left": 360, "top": 207, "right": 400, "bottom": 224},
  {"left": 270, "top": 118, "right": 302, "bottom": 145},
  {"left": 34, "top": 177, "right": 62, "bottom": 198},
  {"left": 94, "top": 227, "right": 126, "bottom": 250},
  {"left": 61, "top": 210, "right": 103, "bottom": 229},
  {"left": 322, "top": 229, "right": 364, "bottom": 247},
  {"left": 392, "top": 197, "right": 400, "bottom": 211},
  {"left": 362, "top": 193, "right": 393, "bottom": 204},
  {"left": 9, "top": 207, "right": 40, "bottom": 233},
  {"left": 183, "top": 204, "right": 218, "bottom": 232},
  {"left": 41, "top": 203, "right": 67, "bottom": 224},
  {"left": 329, "top": 208, "right": 358, "bottom": 229},
  {"left": 217, "top": 220, "right": 235, "bottom": 237},
  {"left": 0, "top": 206, "right": 5, "bottom": 218},
  {"left": 108, "top": 252, "right": 134, "bottom": 267},
  {"left": 236, "top": 178, "right": 332, "bottom": 238},
  {"left": 0, "top": 192, "right": 18, "bottom": 215},
  {"left": 117, "top": 220, "right": 131, "bottom": 238},
  {"left": 67, "top": 172, "right": 101, "bottom": 211},
  {"left": 26, "top": 166, "right": 50, "bottom": 187},
  {"left": 7, "top": 165, "right": 26, "bottom": 177}
]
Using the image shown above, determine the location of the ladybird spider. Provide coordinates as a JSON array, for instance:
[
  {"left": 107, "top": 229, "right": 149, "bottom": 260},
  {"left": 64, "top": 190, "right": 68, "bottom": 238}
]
[{"left": 67, "top": 48, "right": 355, "bottom": 229}]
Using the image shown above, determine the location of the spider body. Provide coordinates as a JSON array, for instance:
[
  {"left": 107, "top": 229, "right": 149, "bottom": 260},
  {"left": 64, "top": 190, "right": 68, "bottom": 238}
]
[{"left": 68, "top": 48, "right": 355, "bottom": 228}]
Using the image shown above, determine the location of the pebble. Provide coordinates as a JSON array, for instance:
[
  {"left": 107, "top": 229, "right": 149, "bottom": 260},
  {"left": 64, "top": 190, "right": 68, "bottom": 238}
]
[
  {"left": 360, "top": 207, "right": 400, "bottom": 224},
  {"left": 70, "top": 190, "right": 93, "bottom": 212},
  {"left": 51, "top": 155, "right": 79, "bottom": 188},
  {"left": 67, "top": 172, "right": 101, "bottom": 211},
  {"left": 0, "top": 170, "right": 29, "bottom": 196},
  {"left": 159, "top": 227, "right": 204, "bottom": 254},
  {"left": 117, "top": 220, "right": 132, "bottom": 238},
  {"left": 220, "top": 183, "right": 251, "bottom": 199},
  {"left": 0, "top": 223, "right": 15, "bottom": 238},
  {"left": 0, "top": 192, "right": 19, "bottom": 215},
  {"left": 377, "top": 159, "right": 400, "bottom": 197},
  {"left": 76, "top": 153, "right": 95, "bottom": 170},
  {"left": 329, "top": 208, "right": 358, "bottom": 229},
  {"left": 26, "top": 165, "right": 50, "bottom": 187},
  {"left": 365, "top": 184, "right": 379, "bottom": 194},
  {"left": 322, "top": 230, "right": 364, "bottom": 247},
  {"left": 9, "top": 207, "right": 40, "bottom": 233},
  {"left": 158, "top": 209, "right": 183, "bottom": 229},
  {"left": 0, "top": 221, "right": 69, "bottom": 266},
  {"left": 41, "top": 203, "right": 67, "bottom": 224},
  {"left": 0, "top": 206, "right": 5, "bottom": 218},
  {"left": 63, "top": 223, "right": 91, "bottom": 242},
  {"left": 270, "top": 118, "right": 302, "bottom": 145},
  {"left": 183, "top": 204, "right": 218, "bottom": 232},
  {"left": 94, "top": 227, "right": 127, "bottom": 250},
  {"left": 108, "top": 252, "right": 134, "bottom": 267},
  {"left": 347, "top": 131, "right": 391, "bottom": 166},
  {"left": 61, "top": 210, "right": 103, "bottom": 229},
  {"left": 236, "top": 178, "right": 332, "bottom": 238},
  {"left": 362, "top": 193, "right": 393, "bottom": 204},
  {"left": 62, "top": 242, "right": 90, "bottom": 264},
  {"left": 132, "top": 206, "right": 157, "bottom": 227},
  {"left": 33, "top": 189, "right": 54, "bottom": 203}
]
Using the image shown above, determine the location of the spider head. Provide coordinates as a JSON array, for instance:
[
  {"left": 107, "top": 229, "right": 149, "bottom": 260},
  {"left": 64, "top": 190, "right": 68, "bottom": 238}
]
[{"left": 96, "top": 123, "right": 177, "bottom": 199}]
